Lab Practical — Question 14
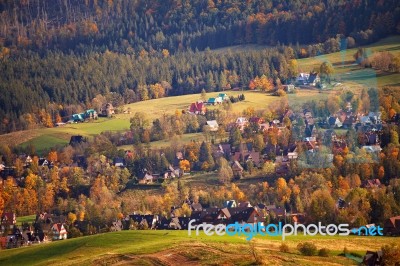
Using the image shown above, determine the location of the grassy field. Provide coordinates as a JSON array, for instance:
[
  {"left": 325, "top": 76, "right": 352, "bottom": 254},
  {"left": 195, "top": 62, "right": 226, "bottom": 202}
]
[
  {"left": 0, "top": 230, "right": 397, "bottom": 266},
  {"left": 298, "top": 35, "right": 400, "bottom": 87},
  {"left": 15, "top": 215, "right": 36, "bottom": 226}
]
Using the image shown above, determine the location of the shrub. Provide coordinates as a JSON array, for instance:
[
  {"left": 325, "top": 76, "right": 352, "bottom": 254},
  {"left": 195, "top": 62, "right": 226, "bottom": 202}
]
[
  {"left": 343, "top": 247, "right": 349, "bottom": 255},
  {"left": 381, "top": 244, "right": 400, "bottom": 265},
  {"left": 280, "top": 243, "right": 290, "bottom": 253},
  {"left": 318, "top": 248, "right": 330, "bottom": 257},
  {"left": 297, "top": 242, "right": 317, "bottom": 256}
]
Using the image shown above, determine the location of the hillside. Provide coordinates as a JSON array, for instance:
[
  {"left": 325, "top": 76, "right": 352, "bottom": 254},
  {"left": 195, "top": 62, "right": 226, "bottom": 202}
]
[
  {"left": 1, "top": 230, "right": 398, "bottom": 266},
  {"left": 0, "top": 0, "right": 399, "bottom": 134},
  {"left": 0, "top": 35, "right": 399, "bottom": 153}
]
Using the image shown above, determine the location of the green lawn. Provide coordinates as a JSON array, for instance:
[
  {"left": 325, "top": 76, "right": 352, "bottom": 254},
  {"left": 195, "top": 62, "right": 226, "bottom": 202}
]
[
  {"left": 16, "top": 215, "right": 36, "bottom": 226},
  {"left": 0, "top": 230, "right": 397, "bottom": 266}
]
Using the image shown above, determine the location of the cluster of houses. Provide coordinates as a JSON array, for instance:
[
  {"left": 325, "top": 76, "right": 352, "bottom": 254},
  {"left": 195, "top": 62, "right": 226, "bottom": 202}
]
[
  {"left": 188, "top": 93, "right": 229, "bottom": 115},
  {"left": 295, "top": 72, "right": 321, "bottom": 87},
  {"left": 123, "top": 200, "right": 292, "bottom": 231},
  {"left": 0, "top": 212, "right": 68, "bottom": 249},
  {"left": 67, "top": 102, "right": 115, "bottom": 123}
]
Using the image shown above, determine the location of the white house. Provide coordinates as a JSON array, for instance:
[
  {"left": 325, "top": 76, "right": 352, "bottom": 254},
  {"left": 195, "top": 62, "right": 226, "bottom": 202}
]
[
  {"left": 51, "top": 223, "right": 67, "bottom": 240},
  {"left": 206, "top": 120, "right": 219, "bottom": 132}
]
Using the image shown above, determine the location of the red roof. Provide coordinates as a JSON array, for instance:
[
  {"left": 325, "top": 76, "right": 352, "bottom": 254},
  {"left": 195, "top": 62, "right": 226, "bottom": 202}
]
[{"left": 189, "top": 102, "right": 205, "bottom": 113}]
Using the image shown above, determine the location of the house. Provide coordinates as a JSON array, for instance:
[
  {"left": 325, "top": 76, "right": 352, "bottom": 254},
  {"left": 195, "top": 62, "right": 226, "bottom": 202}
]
[
  {"left": 38, "top": 158, "right": 49, "bottom": 167},
  {"left": 139, "top": 173, "right": 155, "bottom": 184},
  {"left": 1, "top": 213, "right": 16, "bottom": 229},
  {"left": 111, "top": 220, "right": 122, "bottom": 231},
  {"left": 229, "top": 207, "right": 261, "bottom": 225},
  {"left": 368, "top": 112, "right": 381, "bottom": 123},
  {"left": 51, "top": 223, "right": 67, "bottom": 240},
  {"left": 235, "top": 117, "right": 249, "bottom": 130},
  {"left": 232, "top": 151, "right": 262, "bottom": 167},
  {"left": 304, "top": 124, "right": 315, "bottom": 138},
  {"left": 383, "top": 216, "right": 400, "bottom": 236},
  {"left": 200, "top": 208, "right": 231, "bottom": 224},
  {"left": 113, "top": 157, "right": 125, "bottom": 167},
  {"left": 143, "top": 215, "right": 159, "bottom": 229},
  {"left": 213, "top": 144, "right": 232, "bottom": 159},
  {"left": 362, "top": 145, "right": 382, "bottom": 154},
  {"left": 218, "top": 93, "right": 228, "bottom": 101},
  {"left": 362, "top": 250, "right": 383, "bottom": 266},
  {"left": 327, "top": 116, "right": 342, "bottom": 128},
  {"left": 84, "top": 109, "right": 98, "bottom": 120},
  {"left": 191, "top": 203, "right": 203, "bottom": 212},
  {"left": 282, "top": 84, "right": 295, "bottom": 93},
  {"left": 296, "top": 73, "right": 310, "bottom": 85},
  {"left": 189, "top": 101, "right": 206, "bottom": 115},
  {"left": 231, "top": 161, "right": 244, "bottom": 178},
  {"left": 224, "top": 200, "right": 237, "bottom": 208},
  {"left": 100, "top": 103, "right": 115, "bottom": 117},
  {"left": 208, "top": 97, "right": 222, "bottom": 105},
  {"left": 360, "top": 116, "right": 371, "bottom": 125},
  {"left": 287, "top": 148, "right": 298, "bottom": 160},
  {"left": 206, "top": 120, "right": 219, "bottom": 132},
  {"left": 342, "top": 116, "right": 357, "bottom": 129},
  {"left": 291, "top": 213, "right": 306, "bottom": 224},
  {"left": 361, "top": 179, "right": 382, "bottom": 189},
  {"left": 156, "top": 217, "right": 171, "bottom": 229},
  {"left": 308, "top": 72, "right": 320, "bottom": 86},
  {"left": 169, "top": 217, "right": 182, "bottom": 229},
  {"left": 70, "top": 113, "right": 84, "bottom": 123}
]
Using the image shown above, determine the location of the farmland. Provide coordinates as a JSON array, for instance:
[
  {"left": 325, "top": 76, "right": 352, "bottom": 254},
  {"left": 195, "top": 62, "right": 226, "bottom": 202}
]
[{"left": 0, "top": 230, "right": 397, "bottom": 266}]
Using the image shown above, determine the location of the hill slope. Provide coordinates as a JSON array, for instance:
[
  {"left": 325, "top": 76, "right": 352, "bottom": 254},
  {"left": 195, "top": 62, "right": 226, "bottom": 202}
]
[{"left": 1, "top": 230, "right": 398, "bottom": 266}]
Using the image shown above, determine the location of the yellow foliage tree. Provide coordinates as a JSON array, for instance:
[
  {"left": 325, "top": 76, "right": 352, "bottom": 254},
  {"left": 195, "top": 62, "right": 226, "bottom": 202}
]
[{"left": 179, "top": 159, "right": 190, "bottom": 173}]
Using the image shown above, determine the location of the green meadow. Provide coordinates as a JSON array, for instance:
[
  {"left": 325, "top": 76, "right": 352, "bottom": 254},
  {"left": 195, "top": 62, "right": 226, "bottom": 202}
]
[{"left": 0, "top": 230, "right": 397, "bottom": 265}]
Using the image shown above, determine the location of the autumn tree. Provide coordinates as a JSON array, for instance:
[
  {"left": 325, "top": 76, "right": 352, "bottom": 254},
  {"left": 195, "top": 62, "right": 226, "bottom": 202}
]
[
  {"left": 218, "top": 157, "right": 233, "bottom": 184},
  {"left": 179, "top": 159, "right": 190, "bottom": 173},
  {"left": 319, "top": 61, "right": 334, "bottom": 84},
  {"left": 308, "top": 189, "right": 336, "bottom": 224}
]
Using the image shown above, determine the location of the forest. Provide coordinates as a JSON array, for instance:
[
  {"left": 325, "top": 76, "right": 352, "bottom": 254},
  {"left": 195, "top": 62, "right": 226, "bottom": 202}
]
[{"left": 0, "top": 0, "right": 399, "bottom": 134}]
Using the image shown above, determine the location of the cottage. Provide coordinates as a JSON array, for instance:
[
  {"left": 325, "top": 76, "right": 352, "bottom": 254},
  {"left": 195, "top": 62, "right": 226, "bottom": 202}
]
[
  {"left": 218, "top": 93, "right": 228, "bottom": 101},
  {"left": 308, "top": 72, "right": 320, "bottom": 86},
  {"left": 51, "top": 223, "right": 67, "bottom": 240},
  {"left": 362, "top": 145, "right": 382, "bottom": 154},
  {"left": 231, "top": 161, "right": 244, "bottom": 178},
  {"left": 100, "top": 103, "right": 115, "bottom": 117},
  {"left": 229, "top": 207, "right": 261, "bottom": 225},
  {"left": 189, "top": 101, "right": 206, "bottom": 115},
  {"left": 327, "top": 116, "right": 343, "bottom": 128},
  {"left": 1, "top": 213, "right": 16, "bottom": 229},
  {"left": 235, "top": 117, "right": 249, "bottom": 130},
  {"left": 139, "top": 173, "right": 155, "bottom": 184},
  {"left": 362, "top": 179, "right": 382, "bottom": 189},
  {"left": 208, "top": 97, "right": 222, "bottom": 105},
  {"left": 113, "top": 157, "right": 125, "bottom": 167},
  {"left": 296, "top": 73, "right": 310, "bottom": 85},
  {"left": 282, "top": 84, "right": 295, "bottom": 93},
  {"left": 383, "top": 216, "right": 400, "bottom": 236},
  {"left": 224, "top": 200, "right": 237, "bottom": 208},
  {"left": 191, "top": 203, "right": 203, "bottom": 212},
  {"left": 201, "top": 208, "right": 231, "bottom": 224},
  {"left": 206, "top": 120, "right": 219, "bottom": 132}
]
